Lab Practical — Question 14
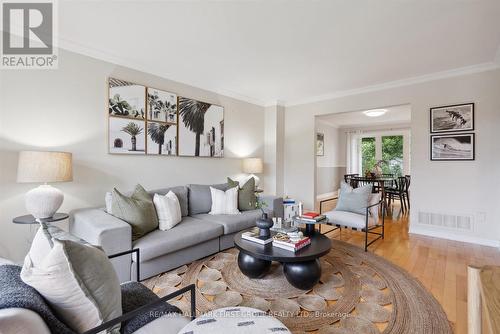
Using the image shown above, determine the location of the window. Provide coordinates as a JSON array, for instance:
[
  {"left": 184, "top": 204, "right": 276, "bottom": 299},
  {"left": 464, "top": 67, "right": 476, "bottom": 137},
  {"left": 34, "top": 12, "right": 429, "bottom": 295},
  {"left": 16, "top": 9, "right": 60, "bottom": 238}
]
[
  {"left": 382, "top": 135, "right": 404, "bottom": 176},
  {"left": 361, "top": 137, "right": 376, "bottom": 174},
  {"left": 355, "top": 130, "right": 409, "bottom": 176}
]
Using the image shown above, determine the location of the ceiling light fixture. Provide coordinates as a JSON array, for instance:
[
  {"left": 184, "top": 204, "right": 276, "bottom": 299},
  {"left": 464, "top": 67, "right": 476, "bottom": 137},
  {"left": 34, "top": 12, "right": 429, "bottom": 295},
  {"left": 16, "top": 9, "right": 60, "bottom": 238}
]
[{"left": 363, "top": 109, "right": 387, "bottom": 117}]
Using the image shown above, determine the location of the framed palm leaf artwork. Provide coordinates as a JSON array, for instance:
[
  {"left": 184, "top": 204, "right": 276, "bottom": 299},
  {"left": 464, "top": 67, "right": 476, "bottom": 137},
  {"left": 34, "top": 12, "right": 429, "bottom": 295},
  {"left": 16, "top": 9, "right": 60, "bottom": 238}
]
[
  {"left": 108, "top": 78, "right": 146, "bottom": 119},
  {"left": 178, "top": 97, "right": 224, "bottom": 157},
  {"left": 147, "top": 88, "right": 177, "bottom": 123},
  {"left": 109, "top": 118, "right": 146, "bottom": 154},
  {"left": 146, "top": 122, "right": 177, "bottom": 156}
]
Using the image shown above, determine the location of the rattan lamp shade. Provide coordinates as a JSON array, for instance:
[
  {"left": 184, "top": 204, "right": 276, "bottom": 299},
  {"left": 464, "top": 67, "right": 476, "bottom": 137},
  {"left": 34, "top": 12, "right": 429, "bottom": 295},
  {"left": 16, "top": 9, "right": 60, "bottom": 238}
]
[
  {"left": 242, "top": 158, "right": 263, "bottom": 174},
  {"left": 17, "top": 151, "right": 73, "bottom": 183}
]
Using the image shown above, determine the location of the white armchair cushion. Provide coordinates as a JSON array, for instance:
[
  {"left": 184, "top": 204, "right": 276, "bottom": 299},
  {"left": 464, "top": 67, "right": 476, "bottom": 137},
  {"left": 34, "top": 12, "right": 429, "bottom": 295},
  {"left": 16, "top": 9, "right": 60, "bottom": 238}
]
[
  {"left": 325, "top": 210, "right": 376, "bottom": 230},
  {"left": 0, "top": 308, "right": 51, "bottom": 334}
]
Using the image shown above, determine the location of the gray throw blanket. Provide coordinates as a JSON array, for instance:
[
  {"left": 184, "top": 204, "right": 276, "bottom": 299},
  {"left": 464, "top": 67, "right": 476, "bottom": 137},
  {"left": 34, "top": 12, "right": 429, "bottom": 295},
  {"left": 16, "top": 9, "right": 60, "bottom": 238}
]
[{"left": 0, "top": 264, "right": 182, "bottom": 334}]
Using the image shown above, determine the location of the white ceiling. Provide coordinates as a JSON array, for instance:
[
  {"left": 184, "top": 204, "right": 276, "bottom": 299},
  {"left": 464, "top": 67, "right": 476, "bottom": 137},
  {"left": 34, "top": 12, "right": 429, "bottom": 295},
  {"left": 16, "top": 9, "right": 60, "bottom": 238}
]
[
  {"left": 58, "top": 1, "right": 500, "bottom": 106},
  {"left": 318, "top": 104, "right": 411, "bottom": 128}
]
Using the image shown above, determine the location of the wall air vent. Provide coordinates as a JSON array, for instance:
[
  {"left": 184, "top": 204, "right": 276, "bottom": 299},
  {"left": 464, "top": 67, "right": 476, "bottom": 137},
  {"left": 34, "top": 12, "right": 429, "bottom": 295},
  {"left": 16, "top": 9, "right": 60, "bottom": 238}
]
[{"left": 417, "top": 211, "right": 473, "bottom": 232}]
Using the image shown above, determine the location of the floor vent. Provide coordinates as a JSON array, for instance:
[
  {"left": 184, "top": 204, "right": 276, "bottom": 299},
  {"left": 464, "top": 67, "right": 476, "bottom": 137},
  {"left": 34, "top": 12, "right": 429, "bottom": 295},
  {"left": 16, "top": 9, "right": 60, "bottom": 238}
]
[{"left": 418, "top": 211, "right": 474, "bottom": 232}]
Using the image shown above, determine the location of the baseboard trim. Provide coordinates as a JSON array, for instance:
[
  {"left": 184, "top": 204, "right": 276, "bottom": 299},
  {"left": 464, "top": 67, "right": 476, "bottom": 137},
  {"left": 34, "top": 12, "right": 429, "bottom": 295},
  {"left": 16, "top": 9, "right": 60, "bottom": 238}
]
[{"left": 409, "top": 224, "right": 500, "bottom": 248}]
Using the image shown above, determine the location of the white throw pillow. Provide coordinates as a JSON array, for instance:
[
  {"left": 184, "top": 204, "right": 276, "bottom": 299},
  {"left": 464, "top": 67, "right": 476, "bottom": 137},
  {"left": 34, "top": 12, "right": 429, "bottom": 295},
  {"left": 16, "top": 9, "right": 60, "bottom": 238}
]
[
  {"left": 105, "top": 191, "right": 113, "bottom": 214},
  {"left": 153, "top": 191, "right": 182, "bottom": 230},
  {"left": 20, "top": 238, "right": 122, "bottom": 333},
  {"left": 209, "top": 186, "right": 240, "bottom": 215}
]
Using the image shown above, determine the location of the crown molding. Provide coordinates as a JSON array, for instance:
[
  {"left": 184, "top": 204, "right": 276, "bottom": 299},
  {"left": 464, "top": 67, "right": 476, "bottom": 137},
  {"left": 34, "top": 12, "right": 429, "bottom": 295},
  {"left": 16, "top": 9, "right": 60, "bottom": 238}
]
[
  {"left": 58, "top": 37, "right": 500, "bottom": 109},
  {"left": 57, "top": 37, "right": 268, "bottom": 107},
  {"left": 285, "top": 62, "right": 500, "bottom": 107}
]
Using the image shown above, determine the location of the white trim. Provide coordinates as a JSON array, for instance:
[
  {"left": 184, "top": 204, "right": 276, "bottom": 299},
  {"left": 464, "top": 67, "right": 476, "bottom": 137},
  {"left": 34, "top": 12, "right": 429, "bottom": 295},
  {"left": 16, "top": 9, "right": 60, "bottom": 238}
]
[
  {"left": 409, "top": 224, "right": 500, "bottom": 248},
  {"left": 285, "top": 62, "right": 500, "bottom": 107},
  {"left": 58, "top": 36, "right": 500, "bottom": 108},
  {"left": 57, "top": 38, "right": 267, "bottom": 107}
]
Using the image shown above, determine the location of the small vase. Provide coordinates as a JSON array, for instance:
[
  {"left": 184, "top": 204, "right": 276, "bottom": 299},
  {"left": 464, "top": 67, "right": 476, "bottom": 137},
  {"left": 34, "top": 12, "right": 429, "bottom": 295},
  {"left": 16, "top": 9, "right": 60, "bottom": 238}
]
[{"left": 256, "top": 212, "right": 274, "bottom": 238}]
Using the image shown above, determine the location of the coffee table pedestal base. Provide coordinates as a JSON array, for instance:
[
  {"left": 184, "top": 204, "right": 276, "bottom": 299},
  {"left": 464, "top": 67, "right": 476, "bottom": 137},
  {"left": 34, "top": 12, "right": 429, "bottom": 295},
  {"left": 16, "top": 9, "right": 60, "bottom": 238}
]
[
  {"left": 283, "top": 259, "right": 321, "bottom": 290},
  {"left": 238, "top": 252, "right": 322, "bottom": 290},
  {"left": 238, "top": 252, "right": 271, "bottom": 278}
]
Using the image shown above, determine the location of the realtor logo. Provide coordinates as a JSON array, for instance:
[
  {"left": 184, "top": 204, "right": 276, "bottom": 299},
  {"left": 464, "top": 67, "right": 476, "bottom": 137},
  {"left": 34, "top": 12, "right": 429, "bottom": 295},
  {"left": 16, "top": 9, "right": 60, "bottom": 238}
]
[{"left": 1, "top": 0, "right": 58, "bottom": 69}]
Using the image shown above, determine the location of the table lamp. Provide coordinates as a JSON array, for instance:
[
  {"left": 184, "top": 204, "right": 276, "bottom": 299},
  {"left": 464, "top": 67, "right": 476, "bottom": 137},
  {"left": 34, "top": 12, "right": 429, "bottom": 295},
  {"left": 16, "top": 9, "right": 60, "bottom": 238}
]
[
  {"left": 242, "top": 157, "right": 263, "bottom": 188},
  {"left": 17, "top": 151, "right": 73, "bottom": 219}
]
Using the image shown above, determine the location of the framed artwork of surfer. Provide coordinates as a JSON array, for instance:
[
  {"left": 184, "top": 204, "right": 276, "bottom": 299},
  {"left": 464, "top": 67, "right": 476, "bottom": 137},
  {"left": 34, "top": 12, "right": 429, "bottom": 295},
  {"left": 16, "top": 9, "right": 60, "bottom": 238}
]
[
  {"left": 430, "top": 103, "right": 474, "bottom": 133},
  {"left": 430, "top": 133, "right": 475, "bottom": 161}
]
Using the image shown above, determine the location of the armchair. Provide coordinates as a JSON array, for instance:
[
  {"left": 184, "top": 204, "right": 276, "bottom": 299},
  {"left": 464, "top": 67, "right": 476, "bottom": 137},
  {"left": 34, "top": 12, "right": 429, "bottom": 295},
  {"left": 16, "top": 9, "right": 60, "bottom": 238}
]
[{"left": 323, "top": 197, "right": 385, "bottom": 251}]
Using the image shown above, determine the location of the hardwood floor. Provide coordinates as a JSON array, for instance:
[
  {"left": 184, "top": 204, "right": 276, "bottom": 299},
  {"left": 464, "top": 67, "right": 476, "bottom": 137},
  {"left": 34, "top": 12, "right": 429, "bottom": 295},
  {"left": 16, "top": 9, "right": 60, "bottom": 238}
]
[{"left": 317, "top": 204, "right": 500, "bottom": 333}]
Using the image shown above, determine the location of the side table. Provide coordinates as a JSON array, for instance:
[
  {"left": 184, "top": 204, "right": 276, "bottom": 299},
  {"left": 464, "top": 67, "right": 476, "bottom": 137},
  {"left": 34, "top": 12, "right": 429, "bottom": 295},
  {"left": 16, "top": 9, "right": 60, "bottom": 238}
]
[{"left": 13, "top": 213, "right": 69, "bottom": 247}]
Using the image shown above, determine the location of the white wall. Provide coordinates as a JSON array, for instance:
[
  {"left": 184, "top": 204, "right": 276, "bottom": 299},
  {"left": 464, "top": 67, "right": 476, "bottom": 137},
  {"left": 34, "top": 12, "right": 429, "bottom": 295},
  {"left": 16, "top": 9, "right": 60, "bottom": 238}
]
[
  {"left": 263, "top": 105, "right": 284, "bottom": 196},
  {"left": 0, "top": 49, "right": 265, "bottom": 261},
  {"left": 315, "top": 120, "right": 345, "bottom": 195},
  {"left": 285, "top": 69, "right": 500, "bottom": 246}
]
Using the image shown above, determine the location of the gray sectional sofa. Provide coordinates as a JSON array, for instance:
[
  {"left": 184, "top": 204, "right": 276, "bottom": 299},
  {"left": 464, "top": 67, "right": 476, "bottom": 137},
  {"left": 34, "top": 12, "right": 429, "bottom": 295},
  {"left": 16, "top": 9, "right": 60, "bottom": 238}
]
[{"left": 70, "top": 183, "right": 283, "bottom": 282}]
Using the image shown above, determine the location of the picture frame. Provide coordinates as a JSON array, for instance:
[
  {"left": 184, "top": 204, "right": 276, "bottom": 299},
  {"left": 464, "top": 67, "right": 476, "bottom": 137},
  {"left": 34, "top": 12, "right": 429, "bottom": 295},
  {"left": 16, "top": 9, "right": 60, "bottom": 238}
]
[
  {"left": 177, "top": 96, "right": 224, "bottom": 157},
  {"left": 316, "top": 132, "right": 324, "bottom": 156},
  {"left": 430, "top": 103, "right": 474, "bottom": 133},
  {"left": 147, "top": 87, "right": 178, "bottom": 123},
  {"left": 109, "top": 117, "right": 146, "bottom": 155},
  {"left": 108, "top": 78, "right": 146, "bottom": 120},
  {"left": 430, "top": 133, "right": 475, "bottom": 161}
]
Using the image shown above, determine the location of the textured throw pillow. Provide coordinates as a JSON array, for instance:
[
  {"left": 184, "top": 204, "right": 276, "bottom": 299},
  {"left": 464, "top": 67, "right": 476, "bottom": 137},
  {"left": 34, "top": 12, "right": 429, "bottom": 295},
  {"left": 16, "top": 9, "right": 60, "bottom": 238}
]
[
  {"left": 112, "top": 184, "right": 159, "bottom": 240},
  {"left": 335, "top": 181, "right": 372, "bottom": 215},
  {"left": 228, "top": 177, "right": 256, "bottom": 211},
  {"left": 209, "top": 186, "right": 240, "bottom": 215},
  {"left": 153, "top": 191, "right": 182, "bottom": 230},
  {"left": 20, "top": 238, "right": 122, "bottom": 333}
]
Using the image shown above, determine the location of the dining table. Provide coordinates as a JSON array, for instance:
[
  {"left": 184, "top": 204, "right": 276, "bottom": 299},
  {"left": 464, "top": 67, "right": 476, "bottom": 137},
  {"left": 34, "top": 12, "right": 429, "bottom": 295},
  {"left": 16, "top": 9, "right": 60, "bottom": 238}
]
[{"left": 349, "top": 175, "right": 397, "bottom": 213}]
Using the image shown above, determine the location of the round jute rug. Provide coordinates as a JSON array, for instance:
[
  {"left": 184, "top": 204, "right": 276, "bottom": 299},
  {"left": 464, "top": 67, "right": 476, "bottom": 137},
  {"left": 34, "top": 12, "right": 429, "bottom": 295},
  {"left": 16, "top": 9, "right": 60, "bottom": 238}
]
[{"left": 144, "top": 240, "right": 452, "bottom": 334}]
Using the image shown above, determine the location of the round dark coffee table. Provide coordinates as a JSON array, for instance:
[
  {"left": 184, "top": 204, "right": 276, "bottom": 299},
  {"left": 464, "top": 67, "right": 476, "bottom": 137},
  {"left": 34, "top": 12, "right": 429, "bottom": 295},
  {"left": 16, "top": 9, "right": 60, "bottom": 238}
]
[{"left": 234, "top": 230, "right": 332, "bottom": 290}]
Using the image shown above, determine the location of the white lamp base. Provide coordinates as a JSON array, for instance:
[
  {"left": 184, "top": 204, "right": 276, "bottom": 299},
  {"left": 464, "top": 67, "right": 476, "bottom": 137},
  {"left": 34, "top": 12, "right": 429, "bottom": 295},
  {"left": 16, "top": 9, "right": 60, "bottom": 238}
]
[{"left": 25, "top": 185, "right": 64, "bottom": 219}]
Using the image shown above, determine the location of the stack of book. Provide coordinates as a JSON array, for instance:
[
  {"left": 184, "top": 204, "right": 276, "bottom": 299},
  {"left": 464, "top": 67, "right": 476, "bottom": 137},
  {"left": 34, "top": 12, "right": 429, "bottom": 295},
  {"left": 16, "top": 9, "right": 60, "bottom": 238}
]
[
  {"left": 298, "top": 212, "right": 326, "bottom": 223},
  {"left": 272, "top": 233, "right": 311, "bottom": 252},
  {"left": 241, "top": 229, "right": 273, "bottom": 245}
]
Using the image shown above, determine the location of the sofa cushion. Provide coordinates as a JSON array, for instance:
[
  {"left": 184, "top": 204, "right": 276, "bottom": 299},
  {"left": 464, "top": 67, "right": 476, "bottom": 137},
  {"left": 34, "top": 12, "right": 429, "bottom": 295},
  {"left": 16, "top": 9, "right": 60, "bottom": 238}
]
[
  {"left": 149, "top": 186, "right": 189, "bottom": 217},
  {"left": 113, "top": 185, "right": 159, "bottom": 241},
  {"left": 324, "top": 210, "right": 375, "bottom": 230},
  {"left": 193, "top": 209, "right": 262, "bottom": 235},
  {"left": 133, "top": 217, "right": 223, "bottom": 262},
  {"left": 228, "top": 177, "right": 256, "bottom": 211},
  {"left": 187, "top": 183, "right": 230, "bottom": 215}
]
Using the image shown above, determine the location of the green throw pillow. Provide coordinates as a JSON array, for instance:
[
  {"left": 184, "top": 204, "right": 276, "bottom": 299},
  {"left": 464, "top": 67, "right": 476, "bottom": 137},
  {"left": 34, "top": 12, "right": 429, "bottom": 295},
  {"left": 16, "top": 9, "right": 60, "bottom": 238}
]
[
  {"left": 228, "top": 177, "right": 256, "bottom": 211},
  {"left": 112, "top": 184, "right": 159, "bottom": 240}
]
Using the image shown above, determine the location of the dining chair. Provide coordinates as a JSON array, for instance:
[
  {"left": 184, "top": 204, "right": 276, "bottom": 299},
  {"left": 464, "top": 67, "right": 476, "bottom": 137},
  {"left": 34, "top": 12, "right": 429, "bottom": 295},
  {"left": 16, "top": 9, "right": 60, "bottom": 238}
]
[
  {"left": 343, "top": 174, "right": 358, "bottom": 187},
  {"left": 385, "top": 176, "right": 408, "bottom": 214},
  {"left": 404, "top": 175, "right": 411, "bottom": 210}
]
